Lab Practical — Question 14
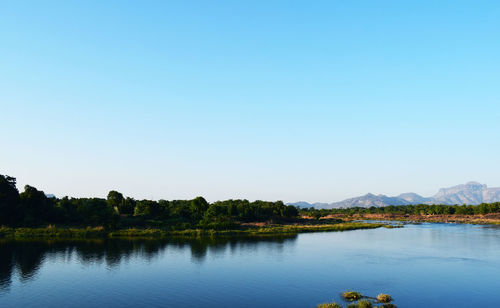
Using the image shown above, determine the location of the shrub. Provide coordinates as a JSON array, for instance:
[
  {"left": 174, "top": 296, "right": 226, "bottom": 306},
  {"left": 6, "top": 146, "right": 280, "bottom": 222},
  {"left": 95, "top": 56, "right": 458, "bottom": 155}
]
[
  {"left": 317, "top": 302, "right": 342, "bottom": 308},
  {"left": 377, "top": 294, "right": 392, "bottom": 303},
  {"left": 342, "top": 291, "right": 362, "bottom": 301},
  {"left": 356, "top": 300, "right": 372, "bottom": 308}
]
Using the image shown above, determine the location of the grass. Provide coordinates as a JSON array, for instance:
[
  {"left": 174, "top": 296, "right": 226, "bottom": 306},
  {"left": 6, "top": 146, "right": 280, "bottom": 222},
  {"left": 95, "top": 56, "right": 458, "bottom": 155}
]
[
  {"left": 0, "top": 226, "right": 107, "bottom": 238},
  {"left": 0, "top": 222, "right": 386, "bottom": 239},
  {"left": 109, "top": 228, "right": 167, "bottom": 238},
  {"left": 317, "top": 291, "right": 395, "bottom": 308},
  {"left": 240, "top": 222, "right": 384, "bottom": 235},
  {"left": 376, "top": 294, "right": 392, "bottom": 303},
  {"left": 317, "top": 302, "right": 342, "bottom": 308},
  {"left": 356, "top": 300, "right": 372, "bottom": 308},
  {"left": 342, "top": 291, "right": 362, "bottom": 301},
  {"left": 382, "top": 224, "right": 403, "bottom": 229}
]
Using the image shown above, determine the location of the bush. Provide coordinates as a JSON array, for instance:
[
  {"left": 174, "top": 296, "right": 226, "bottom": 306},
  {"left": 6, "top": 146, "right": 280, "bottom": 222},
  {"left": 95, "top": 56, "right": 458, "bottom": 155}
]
[
  {"left": 356, "top": 300, "right": 372, "bottom": 308},
  {"left": 342, "top": 291, "right": 362, "bottom": 301},
  {"left": 377, "top": 294, "right": 392, "bottom": 303},
  {"left": 317, "top": 302, "right": 342, "bottom": 308}
]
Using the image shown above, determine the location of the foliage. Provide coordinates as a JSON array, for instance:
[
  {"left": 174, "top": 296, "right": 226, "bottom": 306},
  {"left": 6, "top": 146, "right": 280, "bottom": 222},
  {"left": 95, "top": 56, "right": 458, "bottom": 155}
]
[
  {"left": 317, "top": 302, "right": 342, "bottom": 308},
  {"left": 0, "top": 174, "right": 301, "bottom": 230},
  {"left": 356, "top": 300, "right": 372, "bottom": 308},
  {"left": 315, "top": 292, "right": 395, "bottom": 308},
  {"left": 300, "top": 202, "right": 500, "bottom": 218},
  {"left": 376, "top": 294, "right": 392, "bottom": 303},
  {"left": 19, "top": 185, "right": 54, "bottom": 226},
  {"left": 0, "top": 222, "right": 384, "bottom": 239},
  {"left": 0, "top": 226, "right": 107, "bottom": 238},
  {"left": 342, "top": 291, "right": 362, "bottom": 301},
  {"left": 0, "top": 174, "right": 20, "bottom": 225}
]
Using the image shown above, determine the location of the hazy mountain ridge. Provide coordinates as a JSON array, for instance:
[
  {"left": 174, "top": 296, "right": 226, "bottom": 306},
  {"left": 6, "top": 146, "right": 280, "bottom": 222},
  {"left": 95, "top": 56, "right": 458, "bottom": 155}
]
[{"left": 290, "top": 182, "right": 500, "bottom": 209}]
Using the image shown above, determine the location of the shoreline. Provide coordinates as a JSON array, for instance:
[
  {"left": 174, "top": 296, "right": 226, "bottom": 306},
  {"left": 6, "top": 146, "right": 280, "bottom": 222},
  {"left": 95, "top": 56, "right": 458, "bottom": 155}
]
[
  {"left": 0, "top": 222, "right": 387, "bottom": 240},
  {"left": 331, "top": 213, "right": 500, "bottom": 225}
]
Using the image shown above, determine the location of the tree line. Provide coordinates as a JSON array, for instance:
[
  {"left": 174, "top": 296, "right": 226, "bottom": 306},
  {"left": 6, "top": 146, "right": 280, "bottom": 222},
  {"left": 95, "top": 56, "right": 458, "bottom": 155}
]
[
  {"left": 0, "top": 174, "right": 299, "bottom": 229},
  {"left": 300, "top": 202, "right": 500, "bottom": 218}
]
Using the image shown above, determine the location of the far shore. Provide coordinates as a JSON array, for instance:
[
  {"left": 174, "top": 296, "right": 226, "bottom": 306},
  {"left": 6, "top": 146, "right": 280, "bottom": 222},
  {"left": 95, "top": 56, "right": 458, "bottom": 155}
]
[{"left": 321, "top": 213, "right": 500, "bottom": 225}]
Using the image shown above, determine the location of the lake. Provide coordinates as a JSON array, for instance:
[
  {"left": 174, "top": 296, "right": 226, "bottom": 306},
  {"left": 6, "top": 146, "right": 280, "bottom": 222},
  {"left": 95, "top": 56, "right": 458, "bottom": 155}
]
[{"left": 1, "top": 223, "right": 500, "bottom": 307}]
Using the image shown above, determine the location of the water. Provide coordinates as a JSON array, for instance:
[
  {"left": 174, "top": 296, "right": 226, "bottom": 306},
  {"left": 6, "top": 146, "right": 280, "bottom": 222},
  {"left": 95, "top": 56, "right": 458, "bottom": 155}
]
[{"left": 1, "top": 223, "right": 500, "bottom": 307}]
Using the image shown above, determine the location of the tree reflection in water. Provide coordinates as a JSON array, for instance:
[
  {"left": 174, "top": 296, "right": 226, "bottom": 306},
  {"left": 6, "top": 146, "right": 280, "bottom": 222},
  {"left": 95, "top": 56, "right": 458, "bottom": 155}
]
[{"left": 0, "top": 235, "right": 297, "bottom": 291}]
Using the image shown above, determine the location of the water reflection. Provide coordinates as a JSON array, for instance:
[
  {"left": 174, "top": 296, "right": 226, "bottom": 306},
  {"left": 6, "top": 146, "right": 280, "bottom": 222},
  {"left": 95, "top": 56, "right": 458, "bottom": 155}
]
[{"left": 0, "top": 235, "right": 297, "bottom": 291}]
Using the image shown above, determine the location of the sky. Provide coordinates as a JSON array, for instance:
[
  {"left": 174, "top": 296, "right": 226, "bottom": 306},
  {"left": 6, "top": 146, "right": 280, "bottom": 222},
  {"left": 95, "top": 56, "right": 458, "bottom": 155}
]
[{"left": 1, "top": 1, "right": 500, "bottom": 203}]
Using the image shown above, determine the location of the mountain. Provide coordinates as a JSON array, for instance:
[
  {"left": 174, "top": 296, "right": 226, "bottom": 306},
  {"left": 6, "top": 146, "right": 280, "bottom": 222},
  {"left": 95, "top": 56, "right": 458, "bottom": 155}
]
[
  {"left": 291, "top": 201, "right": 329, "bottom": 208},
  {"left": 431, "top": 182, "right": 500, "bottom": 205},
  {"left": 288, "top": 182, "right": 500, "bottom": 209},
  {"left": 327, "top": 193, "right": 412, "bottom": 209},
  {"left": 397, "top": 192, "right": 430, "bottom": 204}
]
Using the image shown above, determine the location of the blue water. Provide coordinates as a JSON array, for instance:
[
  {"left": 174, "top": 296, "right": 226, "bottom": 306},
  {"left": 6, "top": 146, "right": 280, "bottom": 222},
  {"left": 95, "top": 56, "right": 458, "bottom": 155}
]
[{"left": 1, "top": 223, "right": 500, "bottom": 307}]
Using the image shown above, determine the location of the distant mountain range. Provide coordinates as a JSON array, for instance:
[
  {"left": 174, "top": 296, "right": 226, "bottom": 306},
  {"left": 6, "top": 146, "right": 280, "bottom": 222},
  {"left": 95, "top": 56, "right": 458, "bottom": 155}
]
[{"left": 289, "top": 182, "right": 500, "bottom": 209}]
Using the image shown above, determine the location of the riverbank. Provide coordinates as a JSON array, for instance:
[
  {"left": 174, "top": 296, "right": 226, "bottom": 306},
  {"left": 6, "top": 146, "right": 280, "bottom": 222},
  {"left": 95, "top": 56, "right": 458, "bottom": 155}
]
[
  {"left": 326, "top": 213, "right": 500, "bottom": 225},
  {"left": 0, "top": 222, "right": 388, "bottom": 239}
]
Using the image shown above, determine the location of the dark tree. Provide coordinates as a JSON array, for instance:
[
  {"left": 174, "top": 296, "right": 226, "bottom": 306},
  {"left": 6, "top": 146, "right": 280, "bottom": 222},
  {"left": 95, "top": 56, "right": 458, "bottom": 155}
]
[
  {"left": 107, "top": 190, "right": 124, "bottom": 213},
  {"left": 0, "top": 175, "right": 20, "bottom": 225},
  {"left": 19, "top": 185, "right": 50, "bottom": 226}
]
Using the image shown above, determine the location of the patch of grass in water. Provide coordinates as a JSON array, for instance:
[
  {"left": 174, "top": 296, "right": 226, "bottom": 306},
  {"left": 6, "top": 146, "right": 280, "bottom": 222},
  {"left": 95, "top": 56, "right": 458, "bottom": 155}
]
[
  {"left": 382, "top": 224, "right": 403, "bottom": 229},
  {"left": 376, "top": 293, "right": 392, "bottom": 303},
  {"left": 342, "top": 291, "right": 362, "bottom": 301},
  {"left": 316, "top": 302, "right": 342, "bottom": 308},
  {"left": 326, "top": 291, "right": 396, "bottom": 308},
  {"left": 356, "top": 300, "right": 372, "bottom": 308}
]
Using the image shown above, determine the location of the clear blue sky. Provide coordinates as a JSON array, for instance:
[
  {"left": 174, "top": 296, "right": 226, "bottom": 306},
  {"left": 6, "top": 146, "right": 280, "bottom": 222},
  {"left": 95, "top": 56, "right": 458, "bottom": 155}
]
[{"left": 1, "top": 1, "right": 499, "bottom": 202}]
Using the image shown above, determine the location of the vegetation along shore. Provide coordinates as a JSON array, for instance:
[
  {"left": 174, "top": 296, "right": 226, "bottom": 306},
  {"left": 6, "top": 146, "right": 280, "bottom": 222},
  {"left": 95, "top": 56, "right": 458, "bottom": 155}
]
[
  {"left": 0, "top": 222, "right": 387, "bottom": 239},
  {"left": 1, "top": 174, "right": 390, "bottom": 238},
  {"left": 300, "top": 203, "right": 500, "bottom": 225},
  {"left": 2, "top": 173, "right": 499, "bottom": 240}
]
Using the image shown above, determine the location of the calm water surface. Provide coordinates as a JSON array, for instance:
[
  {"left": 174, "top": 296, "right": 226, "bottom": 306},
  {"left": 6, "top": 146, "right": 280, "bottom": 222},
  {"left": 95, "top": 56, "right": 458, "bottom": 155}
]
[{"left": 1, "top": 223, "right": 500, "bottom": 307}]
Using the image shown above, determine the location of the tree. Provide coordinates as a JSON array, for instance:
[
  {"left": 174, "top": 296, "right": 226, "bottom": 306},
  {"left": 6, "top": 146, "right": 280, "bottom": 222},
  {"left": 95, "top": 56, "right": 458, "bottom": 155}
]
[
  {"left": 0, "top": 175, "right": 20, "bottom": 225},
  {"left": 19, "top": 185, "right": 50, "bottom": 226},
  {"left": 107, "top": 190, "right": 124, "bottom": 214},
  {"left": 76, "top": 198, "right": 116, "bottom": 227},
  {"left": 134, "top": 200, "right": 157, "bottom": 217},
  {"left": 189, "top": 197, "right": 209, "bottom": 222},
  {"left": 120, "top": 197, "right": 136, "bottom": 216}
]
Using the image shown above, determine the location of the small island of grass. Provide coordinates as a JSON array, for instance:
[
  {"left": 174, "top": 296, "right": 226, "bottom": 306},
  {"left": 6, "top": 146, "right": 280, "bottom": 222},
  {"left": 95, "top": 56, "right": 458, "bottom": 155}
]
[
  {"left": 376, "top": 293, "right": 392, "bottom": 303},
  {"left": 342, "top": 291, "right": 362, "bottom": 301},
  {"left": 317, "top": 291, "right": 395, "bottom": 308}
]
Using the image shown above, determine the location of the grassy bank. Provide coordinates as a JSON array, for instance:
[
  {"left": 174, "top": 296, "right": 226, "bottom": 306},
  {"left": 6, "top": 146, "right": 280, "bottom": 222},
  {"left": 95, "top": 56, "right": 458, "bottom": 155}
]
[
  {"left": 0, "top": 226, "right": 108, "bottom": 239},
  {"left": 0, "top": 222, "right": 386, "bottom": 239}
]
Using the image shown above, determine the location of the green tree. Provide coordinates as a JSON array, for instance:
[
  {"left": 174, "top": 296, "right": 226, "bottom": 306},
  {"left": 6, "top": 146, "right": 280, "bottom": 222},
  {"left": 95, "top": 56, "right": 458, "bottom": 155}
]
[
  {"left": 120, "top": 197, "right": 136, "bottom": 215},
  {"left": 0, "top": 175, "right": 20, "bottom": 225},
  {"left": 76, "top": 198, "right": 116, "bottom": 227},
  {"left": 107, "top": 190, "right": 124, "bottom": 213},
  {"left": 189, "top": 197, "right": 209, "bottom": 222},
  {"left": 19, "top": 185, "right": 50, "bottom": 226}
]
